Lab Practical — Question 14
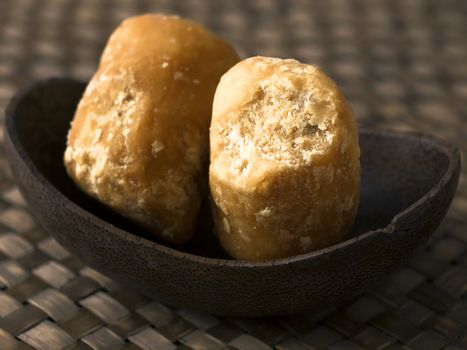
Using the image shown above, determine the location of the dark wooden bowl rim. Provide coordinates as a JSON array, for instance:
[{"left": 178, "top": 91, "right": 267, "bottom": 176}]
[{"left": 5, "top": 78, "right": 461, "bottom": 267}]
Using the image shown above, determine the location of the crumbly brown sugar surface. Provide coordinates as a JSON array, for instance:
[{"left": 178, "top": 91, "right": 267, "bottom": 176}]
[
  {"left": 64, "top": 14, "right": 239, "bottom": 243},
  {"left": 210, "top": 56, "right": 360, "bottom": 260}
]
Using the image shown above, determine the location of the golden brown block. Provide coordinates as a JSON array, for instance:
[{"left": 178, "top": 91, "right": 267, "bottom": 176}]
[
  {"left": 64, "top": 14, "right": 239, "bottom": 243},
  {"left": 210, "top": 56, "right": 360, "bottom": 260}
]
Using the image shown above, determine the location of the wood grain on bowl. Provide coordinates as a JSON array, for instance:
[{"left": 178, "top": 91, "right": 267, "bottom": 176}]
[{"left": 4, "top": 78, "right": 460, "bottom": 317}]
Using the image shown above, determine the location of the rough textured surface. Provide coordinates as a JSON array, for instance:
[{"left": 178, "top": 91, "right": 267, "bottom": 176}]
[
  {"left": 5, "top": 79, "right": 460, "bottom": 318},
  {"left": 64, "top": 14, "right": 239, "bottom": 244},
  {"left": 210, "top": 57, "right": 360, "bottom": 259},
  {"left": 0, "top": 0, "right": 467, "bottom": 348}
]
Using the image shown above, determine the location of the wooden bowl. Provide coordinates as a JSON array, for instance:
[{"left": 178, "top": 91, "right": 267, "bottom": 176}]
[{"left": 4, "top": 78, "right": 460, "bottom": 317}]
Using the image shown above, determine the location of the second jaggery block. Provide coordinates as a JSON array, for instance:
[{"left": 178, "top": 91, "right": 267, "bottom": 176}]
[
  {"left": 209, "top": 56, "right": 360, "bottom": 260},
  {"left": 64, "top": 14, "right": 239, "bottom": 244}
]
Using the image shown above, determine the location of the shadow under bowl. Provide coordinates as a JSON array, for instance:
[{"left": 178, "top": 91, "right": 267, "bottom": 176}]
[{"left": 4, "top": 78, "right": 461, "bottom": 317}]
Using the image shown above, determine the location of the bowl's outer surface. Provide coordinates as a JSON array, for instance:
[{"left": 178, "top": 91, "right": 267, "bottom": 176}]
[{"left": 4, "top": 78, "right": 461, "bottom": 317}]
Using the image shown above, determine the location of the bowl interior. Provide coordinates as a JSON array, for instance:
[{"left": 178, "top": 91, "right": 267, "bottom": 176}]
[{"left": 9, "top": 79, "right": 451, "bottom": 259}]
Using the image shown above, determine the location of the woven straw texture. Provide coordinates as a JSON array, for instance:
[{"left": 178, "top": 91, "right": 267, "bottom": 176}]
[{"left": 1, "top": 0, "right": 467, "bottom": 349}]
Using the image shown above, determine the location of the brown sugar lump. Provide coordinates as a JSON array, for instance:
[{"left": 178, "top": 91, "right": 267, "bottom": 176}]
[
  {"left": 64, "top": 14, "right": 239, "bottom": 244},
  {"left": 209, "top": 56, "right": 360, "bottom": 260}
]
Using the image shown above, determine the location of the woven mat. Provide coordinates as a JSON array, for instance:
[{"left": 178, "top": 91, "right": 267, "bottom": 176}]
[{"left": 1, "top": 0, "right": 467, "bottom": 349}]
